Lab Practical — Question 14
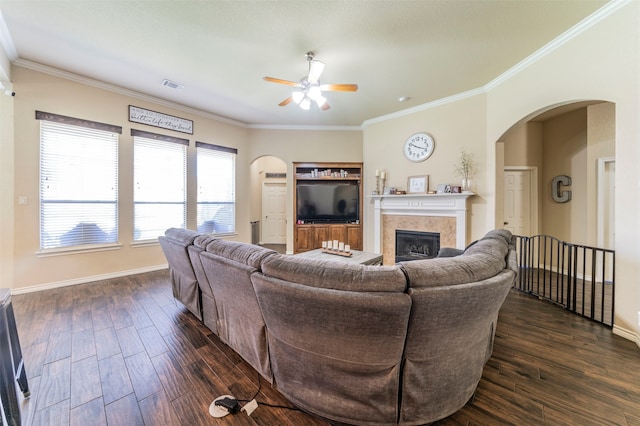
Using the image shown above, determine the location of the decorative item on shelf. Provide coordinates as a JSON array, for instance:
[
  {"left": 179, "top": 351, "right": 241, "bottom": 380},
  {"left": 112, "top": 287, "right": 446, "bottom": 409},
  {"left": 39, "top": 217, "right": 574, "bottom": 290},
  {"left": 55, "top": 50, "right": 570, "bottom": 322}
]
[
  {"left": 453, "top": 147, "right": 474, "bottom": 192},
  {"left": 375, "top": 169, "right": 386, "bottom": 195},
  {"left": 436, "top": 184, "right": 449, "bottom": 194},
  {"left": 407, "top": 175, "right": 429, "bottom": 194}
]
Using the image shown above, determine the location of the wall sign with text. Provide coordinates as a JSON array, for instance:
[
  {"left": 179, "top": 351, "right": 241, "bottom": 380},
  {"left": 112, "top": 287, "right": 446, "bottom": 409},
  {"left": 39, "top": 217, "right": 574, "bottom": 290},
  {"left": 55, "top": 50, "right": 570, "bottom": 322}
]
[{"left": 128, "top": 105, "right": 193, "bottom": 134}]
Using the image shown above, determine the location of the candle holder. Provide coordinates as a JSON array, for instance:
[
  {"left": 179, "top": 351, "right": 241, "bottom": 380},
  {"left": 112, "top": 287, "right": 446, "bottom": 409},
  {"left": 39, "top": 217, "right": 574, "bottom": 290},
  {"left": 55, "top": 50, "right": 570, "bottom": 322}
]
[{"left": 376, "top": 175, "right": 386, "bottom": 195}]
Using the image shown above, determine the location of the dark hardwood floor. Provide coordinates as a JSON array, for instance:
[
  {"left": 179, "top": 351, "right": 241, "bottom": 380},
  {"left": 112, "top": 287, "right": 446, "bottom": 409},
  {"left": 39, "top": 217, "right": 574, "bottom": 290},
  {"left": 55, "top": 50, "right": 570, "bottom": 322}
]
[{"left": 10, "top": 269, "right": 640, "bottom": 426}]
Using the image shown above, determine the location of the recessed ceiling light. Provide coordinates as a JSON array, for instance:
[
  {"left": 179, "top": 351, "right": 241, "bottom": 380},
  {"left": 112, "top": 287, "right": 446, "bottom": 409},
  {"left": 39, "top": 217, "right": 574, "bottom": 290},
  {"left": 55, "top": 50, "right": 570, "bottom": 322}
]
[
  {"left": 398, "top": 96, "right": 411, "bottom": 102},
  {"left": 161, "top": 79, "right": 184, "bottom": 90}
]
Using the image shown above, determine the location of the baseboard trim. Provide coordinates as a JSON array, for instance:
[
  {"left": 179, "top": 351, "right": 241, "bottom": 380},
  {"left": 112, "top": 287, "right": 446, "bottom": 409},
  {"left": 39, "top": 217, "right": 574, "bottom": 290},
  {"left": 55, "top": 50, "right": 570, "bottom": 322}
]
[
  {"left": 11, "top": 264, "right": 169, "bottom": 295},
  {"left": 612, "top": 324, "right": 640, "bottom": 349}
]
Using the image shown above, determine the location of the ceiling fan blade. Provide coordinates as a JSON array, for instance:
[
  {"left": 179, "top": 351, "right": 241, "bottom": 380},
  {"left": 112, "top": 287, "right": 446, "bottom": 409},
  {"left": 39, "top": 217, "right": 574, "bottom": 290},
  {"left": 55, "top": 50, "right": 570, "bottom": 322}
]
[
  {"left": 264, "top": 76, "right": 300, "bottom": 87},
  {"left": 321, "top": 102, "right": 331, "bottom": 111},
  {"left": 279, "top": 96, "right": 294, "bottom": 107},
  {"left": 307, "top": 60, "right": 325, "bottom": 84},
  {"left": 320, "top": 83, "right": 358, "bottom": 92}
]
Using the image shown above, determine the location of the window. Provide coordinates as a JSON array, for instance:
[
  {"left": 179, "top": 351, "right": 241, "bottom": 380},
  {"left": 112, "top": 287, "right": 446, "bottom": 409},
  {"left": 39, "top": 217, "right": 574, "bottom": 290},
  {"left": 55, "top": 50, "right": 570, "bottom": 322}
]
[
  {"left": 133, "top": 130, "right": 187, "bottom": 241},
  {"left": 38, "top": 112, "right": 121, "bottom": 250},
  {"left": 196, "top": 142, "right": 236, "bottom": 234}
]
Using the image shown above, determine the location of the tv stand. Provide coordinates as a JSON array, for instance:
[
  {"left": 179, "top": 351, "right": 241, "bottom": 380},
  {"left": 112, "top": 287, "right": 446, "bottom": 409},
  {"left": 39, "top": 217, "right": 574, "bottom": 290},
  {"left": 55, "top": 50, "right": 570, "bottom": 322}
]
[{"left": 293, "top": 162, "right": 363, "bottom": 254}]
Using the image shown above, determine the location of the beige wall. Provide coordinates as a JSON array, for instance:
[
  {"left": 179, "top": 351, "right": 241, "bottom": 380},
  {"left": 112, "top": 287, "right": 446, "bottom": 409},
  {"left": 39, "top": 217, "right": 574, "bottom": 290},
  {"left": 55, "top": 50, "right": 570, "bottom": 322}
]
[
  {"left": 541, "top": 109, "right": 588, "bottom": 243},
  {"left": 0, "top": 81, "right": 14, "bottom": 290},
  {"left": 362, "top": 93, "right": 488, "bottom": 248},
  {"left": 586, "top": 102, "right": 615, "bottom": 245},
  {"left": 10, "top": 66, "right": 252, "bottom": 290},
  {"left": 503, "top": 122, "right": 543, "bottom": 168}
]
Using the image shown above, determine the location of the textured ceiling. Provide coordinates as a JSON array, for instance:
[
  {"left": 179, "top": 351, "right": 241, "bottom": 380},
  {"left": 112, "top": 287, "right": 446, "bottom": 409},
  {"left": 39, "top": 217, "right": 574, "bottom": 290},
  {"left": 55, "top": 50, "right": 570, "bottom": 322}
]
[{"left": 0, "top": 0, "right": 609, "bottom": 127}]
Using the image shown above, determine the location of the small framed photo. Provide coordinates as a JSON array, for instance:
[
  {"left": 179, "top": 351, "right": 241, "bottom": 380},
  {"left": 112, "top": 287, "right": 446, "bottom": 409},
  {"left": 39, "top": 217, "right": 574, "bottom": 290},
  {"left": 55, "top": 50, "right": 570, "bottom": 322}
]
[{"left": 407, "top": 175, "right": 429, "bottom": 194}]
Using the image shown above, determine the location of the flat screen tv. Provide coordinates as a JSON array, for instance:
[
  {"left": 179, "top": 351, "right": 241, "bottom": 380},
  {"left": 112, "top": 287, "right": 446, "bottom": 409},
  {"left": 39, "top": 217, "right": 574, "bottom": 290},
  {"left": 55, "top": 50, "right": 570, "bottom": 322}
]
[{"left": 296, "top": 181, "right": 359, "bottom": 223}]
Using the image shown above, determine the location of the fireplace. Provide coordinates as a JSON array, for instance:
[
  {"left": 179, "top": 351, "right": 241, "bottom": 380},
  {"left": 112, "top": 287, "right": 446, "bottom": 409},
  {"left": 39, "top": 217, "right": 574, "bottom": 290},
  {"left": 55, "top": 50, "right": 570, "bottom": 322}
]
[
  {"left": 372, "top": 193, "right": 472, "bottom": 264},
  {"left": 395, "top": 230, "right": 440, "bottom": 262}
]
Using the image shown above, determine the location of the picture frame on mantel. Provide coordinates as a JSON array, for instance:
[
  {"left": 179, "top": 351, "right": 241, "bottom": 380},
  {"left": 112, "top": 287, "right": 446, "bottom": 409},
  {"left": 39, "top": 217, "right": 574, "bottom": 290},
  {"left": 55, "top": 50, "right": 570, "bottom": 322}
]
[{"left": 407, "top": 175, "right": 429, "bottom": 194}]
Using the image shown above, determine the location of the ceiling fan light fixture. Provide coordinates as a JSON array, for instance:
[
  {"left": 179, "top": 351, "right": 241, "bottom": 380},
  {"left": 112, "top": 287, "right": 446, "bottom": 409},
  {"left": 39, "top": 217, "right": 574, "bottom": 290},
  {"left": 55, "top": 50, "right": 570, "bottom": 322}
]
[
  {"left": 308, "top": 60, "right": 325, "bottom": 83},
  {"left": 264, "top": 51, "right": 357, "bottom": 112},
  {"left": 292, "top": 91, "right": 304, "bottom": 104},
  {"left": 307, "top": 85, "right": 322, "bottom": 100}
]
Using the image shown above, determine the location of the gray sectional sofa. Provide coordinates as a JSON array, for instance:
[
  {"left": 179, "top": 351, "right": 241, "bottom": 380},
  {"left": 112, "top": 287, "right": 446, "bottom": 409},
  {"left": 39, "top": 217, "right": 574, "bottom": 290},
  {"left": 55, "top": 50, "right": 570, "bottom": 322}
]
[{"left": 159, "top": 228, "right": 517, "bottom": 425}]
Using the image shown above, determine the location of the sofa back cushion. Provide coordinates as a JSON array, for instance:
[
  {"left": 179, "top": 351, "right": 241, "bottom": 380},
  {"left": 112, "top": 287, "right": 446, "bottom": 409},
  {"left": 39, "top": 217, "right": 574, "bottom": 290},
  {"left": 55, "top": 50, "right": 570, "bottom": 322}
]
[
  {"left": 187, "top": 235, "right": 217, "bottom": 298},
  {"left": 252, "top": 272, "right": 411, "bottom": 424},
  {"left": 186, "top": 234, "right": 218, "bottom": 333},
  {"left": 400, "top": 269, "right": 515, "bottom": 424},
  {"left": 401, "top": 229, "right": 511, "bottom": 288},
  {"left": 199, "top": 248, "right": 273, "bottom": 382},
  {"left": 158, "top": 228, "right": 201, "bottom": 320},
  {"left": 205, "top": 239, "right": 275, "bottom": 269},
  {"left": 260, "top": 254, "right": 407, "bottom": 292}
]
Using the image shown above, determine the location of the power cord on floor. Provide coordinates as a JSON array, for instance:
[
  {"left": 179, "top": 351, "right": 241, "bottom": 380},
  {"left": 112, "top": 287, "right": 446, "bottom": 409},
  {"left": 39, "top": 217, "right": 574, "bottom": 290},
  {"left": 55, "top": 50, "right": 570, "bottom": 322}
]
[
  {"left": 211, "top": 371, "right": 301, "bottom": 418},
  {"left": 236, "top": 371, "right": 302, "bottom": 412}
]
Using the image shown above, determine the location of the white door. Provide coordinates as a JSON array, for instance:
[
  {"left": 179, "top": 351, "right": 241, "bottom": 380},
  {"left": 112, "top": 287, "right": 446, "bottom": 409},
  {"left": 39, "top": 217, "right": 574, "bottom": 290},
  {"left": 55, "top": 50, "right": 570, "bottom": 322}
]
[
  {"left": 262, "top": 182, "right": 286, "bottom": 244},
  {"left": 503, "top": 169, "right": 533, "bottom": 236}
]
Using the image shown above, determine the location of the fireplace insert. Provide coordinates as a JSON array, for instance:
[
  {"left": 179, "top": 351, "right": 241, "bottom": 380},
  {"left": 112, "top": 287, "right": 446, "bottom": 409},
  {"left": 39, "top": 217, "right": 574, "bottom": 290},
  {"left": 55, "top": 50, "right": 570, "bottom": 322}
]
[{"left": 395, "top": 230, "right": 440, "bottom": 262}]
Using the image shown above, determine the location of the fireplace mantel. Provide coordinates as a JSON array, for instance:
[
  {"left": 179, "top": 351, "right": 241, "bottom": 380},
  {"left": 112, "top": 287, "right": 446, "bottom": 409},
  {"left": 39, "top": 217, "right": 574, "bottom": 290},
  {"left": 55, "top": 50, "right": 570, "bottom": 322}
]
[{"left": 369, "top": 193, "right": 474, "bottom": 253}]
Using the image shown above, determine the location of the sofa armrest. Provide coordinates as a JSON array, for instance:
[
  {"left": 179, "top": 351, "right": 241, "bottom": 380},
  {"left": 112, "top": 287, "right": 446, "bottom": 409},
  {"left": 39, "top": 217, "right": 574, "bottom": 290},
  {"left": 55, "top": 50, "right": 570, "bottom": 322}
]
[{"left": 436, "top": 247, "right": 464, "bottom": 258}]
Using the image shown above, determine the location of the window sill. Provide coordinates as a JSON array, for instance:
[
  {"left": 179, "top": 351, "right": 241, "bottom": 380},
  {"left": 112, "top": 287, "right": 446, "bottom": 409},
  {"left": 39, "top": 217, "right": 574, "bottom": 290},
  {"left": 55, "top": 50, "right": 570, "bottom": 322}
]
[
  {"left": 131, "top": 239, "right": 160, "bottom": 248},
  {"left": 36, "top": 243, "right": 123, "bottom": 257},
  {"left": 212, "top": 232, "right": 238, "bottom": 238}
]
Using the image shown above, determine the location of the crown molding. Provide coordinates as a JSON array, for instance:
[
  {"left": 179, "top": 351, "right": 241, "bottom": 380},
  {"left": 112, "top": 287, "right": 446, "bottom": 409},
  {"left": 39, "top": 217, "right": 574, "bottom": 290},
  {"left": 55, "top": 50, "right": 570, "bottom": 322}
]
[
  {"left": 14, "top": 58, "right": 249, "bottom": 128},
  {"left": 484, "top": 0, "right": 631, "bottom": 92},
  {"left": 248, "top": 123, "right": 361, "bottom": 131},
  {"left": 362, "top": 87, "right": 486, "bottom": 128},
  {"left": 363, "top": 0, "right": 630, "bottom": 129}
]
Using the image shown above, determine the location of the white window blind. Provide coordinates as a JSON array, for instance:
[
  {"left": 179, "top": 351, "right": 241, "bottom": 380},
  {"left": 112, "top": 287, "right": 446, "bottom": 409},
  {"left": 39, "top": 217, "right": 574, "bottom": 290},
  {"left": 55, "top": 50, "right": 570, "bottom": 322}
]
[
  {"left": 39, "top": 118, "right": 119, "bottom": 250},
  {"left": 196, "top": 142, "right": 236, "bottom": 234},
  {"left": 133, "top": 130, "right": 187, "bottom": 241}
]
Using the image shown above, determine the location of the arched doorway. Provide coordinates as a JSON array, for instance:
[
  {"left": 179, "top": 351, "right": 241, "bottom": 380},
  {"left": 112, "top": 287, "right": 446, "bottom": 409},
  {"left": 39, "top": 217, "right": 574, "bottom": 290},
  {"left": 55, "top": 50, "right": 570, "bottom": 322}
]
[
  {"left": 249, "top": 156, "right": 287, "bottom": 250},
  {"left": 496, "top": 100, "right": 616, "bottom": 326},
  {"left": 496, "top": 100, "right": 615, "bottom": 248}
]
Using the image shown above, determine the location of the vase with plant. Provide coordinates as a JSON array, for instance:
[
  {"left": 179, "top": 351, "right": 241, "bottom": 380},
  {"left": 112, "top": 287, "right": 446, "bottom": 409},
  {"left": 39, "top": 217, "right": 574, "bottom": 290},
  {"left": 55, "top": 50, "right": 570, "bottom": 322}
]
[{"left": 454, "top": 147, "right": 473, "bottom": 192}]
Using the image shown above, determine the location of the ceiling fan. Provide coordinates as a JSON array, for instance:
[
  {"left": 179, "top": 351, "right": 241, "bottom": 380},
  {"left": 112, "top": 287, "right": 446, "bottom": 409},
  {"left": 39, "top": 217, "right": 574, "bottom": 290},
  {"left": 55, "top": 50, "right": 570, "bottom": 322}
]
[{"left": 263, "top": 51, "right": 358, "bottom": 111}]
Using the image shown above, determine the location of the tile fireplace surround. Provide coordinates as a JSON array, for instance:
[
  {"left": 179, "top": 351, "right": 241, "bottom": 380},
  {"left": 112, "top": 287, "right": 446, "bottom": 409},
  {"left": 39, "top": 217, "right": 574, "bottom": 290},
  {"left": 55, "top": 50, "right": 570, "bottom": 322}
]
[{"left": 369, "top": 193, "right": 473, "bottom": 265}]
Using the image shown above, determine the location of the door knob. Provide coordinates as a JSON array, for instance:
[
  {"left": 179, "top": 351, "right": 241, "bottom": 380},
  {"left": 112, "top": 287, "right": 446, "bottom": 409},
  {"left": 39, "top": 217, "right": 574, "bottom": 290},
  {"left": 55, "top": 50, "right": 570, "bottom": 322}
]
[{"left": 504, "top": 221, "right": 509, "bottom": 225}]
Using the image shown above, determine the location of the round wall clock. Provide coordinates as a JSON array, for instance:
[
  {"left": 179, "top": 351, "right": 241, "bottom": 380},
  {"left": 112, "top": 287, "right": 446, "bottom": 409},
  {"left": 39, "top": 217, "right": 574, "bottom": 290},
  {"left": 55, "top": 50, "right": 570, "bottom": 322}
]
[{"left": 403, "top": 132, "right": 435, "bottom": 162}]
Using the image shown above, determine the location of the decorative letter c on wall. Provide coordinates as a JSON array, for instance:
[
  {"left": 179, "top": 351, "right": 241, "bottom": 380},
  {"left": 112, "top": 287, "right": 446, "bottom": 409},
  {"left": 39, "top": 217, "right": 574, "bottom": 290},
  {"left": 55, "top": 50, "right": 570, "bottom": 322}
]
[{"left": 552, "top": 175, "right": 572, "bottom": 203}]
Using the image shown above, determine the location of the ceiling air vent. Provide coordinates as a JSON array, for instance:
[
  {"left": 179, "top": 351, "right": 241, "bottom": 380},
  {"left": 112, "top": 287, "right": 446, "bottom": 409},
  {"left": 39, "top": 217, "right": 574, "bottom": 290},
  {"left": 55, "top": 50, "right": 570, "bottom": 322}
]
[{"left": 161, "top": 79, "right": 184, "bottom": 90}]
